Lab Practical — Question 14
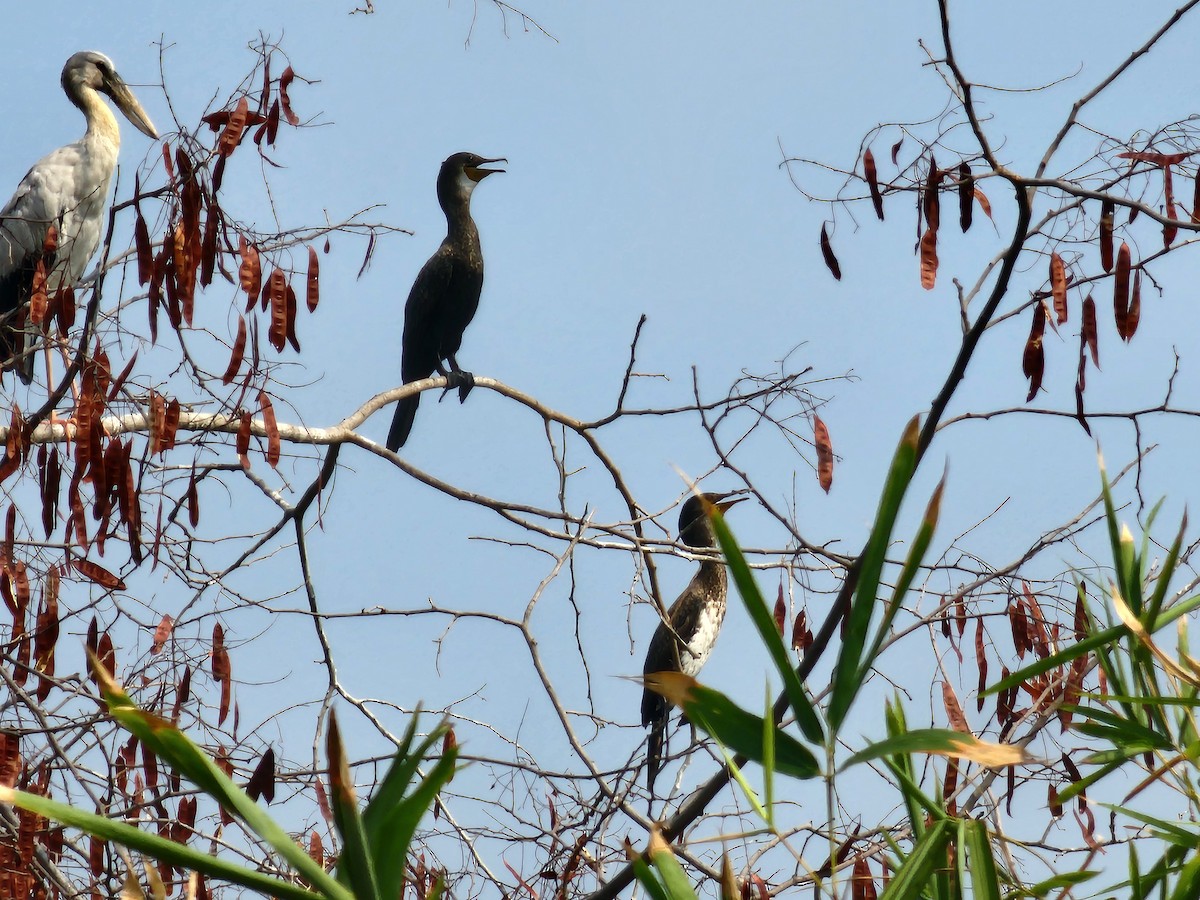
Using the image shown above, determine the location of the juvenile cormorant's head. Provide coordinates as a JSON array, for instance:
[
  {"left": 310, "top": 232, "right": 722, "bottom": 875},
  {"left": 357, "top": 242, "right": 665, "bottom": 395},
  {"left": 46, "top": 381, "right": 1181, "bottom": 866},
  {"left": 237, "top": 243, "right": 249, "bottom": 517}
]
[{"left": 678, "top": 491, "right": 746, "bottom": 549}]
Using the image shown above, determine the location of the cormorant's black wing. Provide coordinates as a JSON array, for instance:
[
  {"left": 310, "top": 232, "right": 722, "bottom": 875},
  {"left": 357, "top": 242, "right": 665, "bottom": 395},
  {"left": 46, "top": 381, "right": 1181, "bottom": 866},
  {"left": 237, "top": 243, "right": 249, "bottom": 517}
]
[
  {"left": 641, "top": 607, "right": 682, "bottom": 804},
  {"left": 387, "top": 247, "right": 456, "bottom": 450}
]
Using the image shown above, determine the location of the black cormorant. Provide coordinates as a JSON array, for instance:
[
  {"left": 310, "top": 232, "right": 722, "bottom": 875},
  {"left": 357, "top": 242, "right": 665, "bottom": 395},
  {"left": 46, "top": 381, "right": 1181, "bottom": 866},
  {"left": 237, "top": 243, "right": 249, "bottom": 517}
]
[
  {"left": 642, "top": 491, "right": 746, "bottom": 801},
  {"left": 386, "top": 151, "right": 505, "bottom": 451}
]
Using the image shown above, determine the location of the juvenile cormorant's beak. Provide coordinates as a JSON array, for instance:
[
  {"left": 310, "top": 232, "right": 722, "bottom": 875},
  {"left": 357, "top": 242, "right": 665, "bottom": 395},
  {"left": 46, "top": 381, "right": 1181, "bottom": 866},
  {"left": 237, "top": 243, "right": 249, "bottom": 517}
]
[
  {"left": 103, "top": 73, "right": 159, "bottom": 139},
  {"left": 465, "top": 157, "right": 506, "bottom": 182},
  {"left": 713, "top": 493, "right": 747, "bottom": 515}
]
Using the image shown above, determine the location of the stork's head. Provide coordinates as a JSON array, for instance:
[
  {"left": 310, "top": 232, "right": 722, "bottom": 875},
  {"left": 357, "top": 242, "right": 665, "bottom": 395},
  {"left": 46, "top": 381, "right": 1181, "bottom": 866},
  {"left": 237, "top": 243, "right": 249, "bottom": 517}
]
[
  {"left": 678, "top": 491, "right": 747, "bottom": 550},
  {"left": 62, "top": 51, "right": 159, "bottom": 140},
  {"left": 437, "top": 151, "right": 505, "bottom": 207}
]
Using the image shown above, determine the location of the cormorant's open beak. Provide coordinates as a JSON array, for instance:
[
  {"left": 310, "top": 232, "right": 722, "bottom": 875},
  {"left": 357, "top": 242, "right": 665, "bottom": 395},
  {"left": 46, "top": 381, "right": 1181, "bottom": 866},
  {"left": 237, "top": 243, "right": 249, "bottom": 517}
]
[
  {"left": 465, "top": 157, "right": 507, "bottom": 183},
  {"left": 713, "top": 494, "right": 747, "bottom": 515},
  {"left": 104, "top": 74, "right": 159, "bottom": 140}
]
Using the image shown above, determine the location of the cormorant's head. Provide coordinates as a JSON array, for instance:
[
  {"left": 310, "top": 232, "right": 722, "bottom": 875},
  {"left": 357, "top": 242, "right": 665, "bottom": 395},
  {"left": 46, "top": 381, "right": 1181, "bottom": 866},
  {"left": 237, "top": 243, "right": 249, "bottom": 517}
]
[
  {"left": 438, "top": 151, "right": 506, "bottom": 205},
  {"left": 62, "top": 50, "right": 159, "bottom": 139},
  {"left": 678, "top": 491, "right": 746, "bottom": 549}
]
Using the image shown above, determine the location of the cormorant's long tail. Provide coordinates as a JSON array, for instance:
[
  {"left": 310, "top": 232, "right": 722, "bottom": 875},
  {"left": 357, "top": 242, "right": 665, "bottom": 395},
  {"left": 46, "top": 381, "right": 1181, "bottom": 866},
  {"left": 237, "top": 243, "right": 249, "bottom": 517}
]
[
  {"left": 387, "top": 393, "right": 420, "bottom": 451},
  {"left": 646, "top": 716, "right": 667, "bottom": 811},
  {"left": 642, "top": 682, "right": 671, "bottom": 809}
]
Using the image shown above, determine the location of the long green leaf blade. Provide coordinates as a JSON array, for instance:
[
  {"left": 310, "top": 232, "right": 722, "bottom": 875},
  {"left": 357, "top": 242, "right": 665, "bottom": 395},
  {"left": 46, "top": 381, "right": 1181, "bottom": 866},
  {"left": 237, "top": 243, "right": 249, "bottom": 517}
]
[
  {"left": 361, "top": 713, "right": 424, "bottom": 836},
  {"left": 630, "top": 851, "right": 671, "bottom": 900},
  {"left": 0, "top": 786, "right": 322, "bottom": 900},
  {"left": 643, "top": 672, "right": 819, "bottom": 778},
  {"left": 709, "top": 505, "right": 823, "bottom": 743},
  {"left": 762, "top": 687, "right": 775, "bottom": 829},
  {"left": 1026, "top": 871, "right": 1098, "bottom": 896},
  {"left": 991, "top": 590, "right": 1200, "bottom": 696},
  {"left": 372, "top": 748, "right": 458, "bottom": 896},
  {"left": 1168, "top": 854, "right": 1200, "bottom": 900},
  {"left": 879, "top": 818, "right": 953, "bottom": 900},
  {"left": 1147, "top": 512, "right": 1187, "bottom": 625},
  {"left": 864, "top": 473, "right": 944, "bottom": 675},
  {"left": 830, "top": 416, "right": 920, "bottom": 731},
  {"left": 962, "top": 819, "right": 1002, "bottom": 900},
  {"left": 884, "top": 698, "right": 925, "bottom": 837},
  {"left": 844, "top": 728, "right": 1029, "bottom": 769},
  {"left": 91, "top": 655, "right": 352, "bottom": 900},
  {"left": 647, "top": 829, "right": 700, "bottom": 900},
  {"left": 328, "top": 714, "right": 381, "bottom": 900}
]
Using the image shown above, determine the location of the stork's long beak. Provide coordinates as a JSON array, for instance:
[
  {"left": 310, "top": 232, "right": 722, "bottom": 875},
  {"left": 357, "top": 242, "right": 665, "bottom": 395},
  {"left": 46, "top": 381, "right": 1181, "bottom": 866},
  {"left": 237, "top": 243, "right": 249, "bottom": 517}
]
[
  {"left": 105, "top": 74, "right": 159, "bottom": 140},
  {"left": 465, "top": 157, "right": 506, "bottom": 183}
]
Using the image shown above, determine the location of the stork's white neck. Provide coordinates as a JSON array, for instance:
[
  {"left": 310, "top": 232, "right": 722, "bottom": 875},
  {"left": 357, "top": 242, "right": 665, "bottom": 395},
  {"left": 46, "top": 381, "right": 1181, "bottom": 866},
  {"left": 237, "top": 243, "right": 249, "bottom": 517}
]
[{"left": 79, "top": 86, "right": 121, "bottom": 150}]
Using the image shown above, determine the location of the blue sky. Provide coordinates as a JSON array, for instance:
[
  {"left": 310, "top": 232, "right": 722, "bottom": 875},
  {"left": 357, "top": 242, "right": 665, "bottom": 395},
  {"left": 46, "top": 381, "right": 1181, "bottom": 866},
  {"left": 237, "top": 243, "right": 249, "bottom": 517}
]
[{"left": 2, "top": 0, "right": 1198, "bottom": 892}]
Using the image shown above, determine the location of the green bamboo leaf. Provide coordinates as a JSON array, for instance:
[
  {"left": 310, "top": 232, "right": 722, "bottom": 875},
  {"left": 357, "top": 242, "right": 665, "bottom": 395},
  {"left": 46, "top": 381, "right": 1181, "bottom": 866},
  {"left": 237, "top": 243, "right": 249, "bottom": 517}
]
[
  {"left": 708, "top": 505, "right": 823, "bottom": 743},
  {"left": 987, "top": 626, "right": 1123, "bottom": 694},
  {"left": 327, "top": 714, "right": 381, "bottom": 900},
  {"left": 1089, "top": 693, "right": 1200, "bottom": 708},
  {"left": 881, "top": 756, "right": 945, "bottom": 828},
  {"left": 0, "top": 786, "right": 322, "bottom": 900},
  {"left": 843, "top": 728, "right": 1029, "bottom": 769},
  {"left": 90, "top": 654, "right": 352, "bottom": 900},
  {"left": 762, "top": 687, "right": 775, "bottom": 829},
  {"left": 647, "top": 830, "right": 700, "bottom": 900},
  {"left": 1103, "top": 804, "right": 1200, "bottom": 847},
  {"left": 360, "top": 713, "right": 456, "bottom": 895},
  {"left": 361, "top": 713, "right": 424, "bottom": 833},
  {"left": 1071, "top": 701, "right": 1179, "bottom": 761},
  {"left": 1118, "top": 524, "right": 1140, "bottom": 613},
  {"left": 643, "top": 673, "right": 819, "bottom": 778},
  {"left": 370, "top": 748, "right": 458, "bottom": 896},
  {"left": 954, "top": 819, "right": 968, "bottom": 897},
  {"left": 864, "top": 473, "right": 945, "bottom": 680},
  {"left": 1168, "top": 854, "right": 1200, "bottom": 900},
  {"left": 961, "top": 819, "right": 1002, "bottom": 900},
  {"left": 1129, "top": 841, "right": 1142, "bottom": 900},
  {"left": 1127, "top": 843, "right": 1195, "bottom": 900},
  {"left": 630, "top": 850, "right": 672, "bottom": 900},
  {"left": 1072, "top": 720, "right": 1173, "bottom": 753},
  {"left": 1080, "top": 748, "right": 1150, "bottom": 767},
  {"left": 830, "top": 416, "right": 920, "bottom": 732},
  {"left": 1147, "top": 512, "right": 1187, "bottom": 625},
  {"left": 879, "top": 818, "right": 953, "bottom": 900},
  {"left": 990, "top": 590, "right": 1200, "bottom": 695},
  {"left": 1057, "top": 757, "right": 1125, "bottom": 803},
  {"left": 1099, "top": 457, "right": 1125, "bottom": 590},
  {"left": 1070, "top": 703, "right": 1179, "bottom": 730},
  {"left": 713, "top": 742, "right": 768, "bottom": 821},
  {"left": 1024, "top": 871, "right": 1098, "bottom": 897},
  {"left": 885, "top": 699, "right": 925, "bottom": 837}
]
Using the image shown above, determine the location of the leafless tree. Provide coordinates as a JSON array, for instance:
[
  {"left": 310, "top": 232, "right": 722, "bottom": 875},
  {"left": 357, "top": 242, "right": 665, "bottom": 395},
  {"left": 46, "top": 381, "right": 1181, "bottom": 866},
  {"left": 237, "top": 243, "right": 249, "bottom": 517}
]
[{"left": 2, "top": 5, "right": 1200, "bottom": 898}]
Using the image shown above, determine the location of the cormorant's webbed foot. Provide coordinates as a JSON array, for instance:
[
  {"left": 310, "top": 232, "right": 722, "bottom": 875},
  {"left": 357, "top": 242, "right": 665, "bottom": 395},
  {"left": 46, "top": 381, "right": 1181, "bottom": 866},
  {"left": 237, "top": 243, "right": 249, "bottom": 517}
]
[{"left": 440, "top": 369, "right": 475, "bottom": 404}]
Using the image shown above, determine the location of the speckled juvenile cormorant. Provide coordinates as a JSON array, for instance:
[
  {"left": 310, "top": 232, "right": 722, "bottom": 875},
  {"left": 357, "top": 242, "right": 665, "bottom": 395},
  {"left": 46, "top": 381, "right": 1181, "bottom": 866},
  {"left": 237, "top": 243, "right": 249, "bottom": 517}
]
[
  {"left": 642, "top": 491, "right": 746, "bottom": 800},
  {"left": 386, "top": 151, "right": 505, "bottom": 451},
  {"left": 0, "top": 51, "right": 158, "bottom": 383}
]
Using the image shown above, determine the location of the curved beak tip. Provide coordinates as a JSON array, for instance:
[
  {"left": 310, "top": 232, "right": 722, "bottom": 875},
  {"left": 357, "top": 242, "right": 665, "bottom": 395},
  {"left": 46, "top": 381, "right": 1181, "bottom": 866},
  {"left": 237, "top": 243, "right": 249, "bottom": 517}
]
[{"left": 106, "top": 76, "right": 158, "bottom": 140}]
